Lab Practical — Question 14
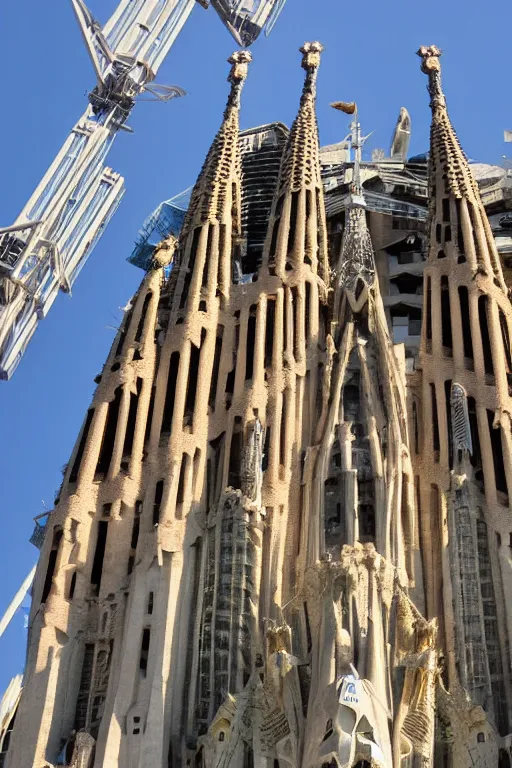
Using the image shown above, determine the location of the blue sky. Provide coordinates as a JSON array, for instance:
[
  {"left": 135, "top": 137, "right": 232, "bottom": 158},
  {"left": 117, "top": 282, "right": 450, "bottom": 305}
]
[{"left": 0, "top": 0, "right": 510, "bottom": 691}]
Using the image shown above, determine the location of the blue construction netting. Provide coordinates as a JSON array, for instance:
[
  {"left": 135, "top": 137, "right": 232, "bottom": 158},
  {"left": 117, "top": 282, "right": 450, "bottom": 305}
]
[{"left": 127, "top": 188, "right": 192, "bottom": 272}]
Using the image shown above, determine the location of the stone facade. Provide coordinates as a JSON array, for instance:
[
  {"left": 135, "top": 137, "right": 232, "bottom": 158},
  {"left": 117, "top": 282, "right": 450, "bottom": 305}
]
[{"left": 4, "top": 45, "right": 512, "bottom": 768}]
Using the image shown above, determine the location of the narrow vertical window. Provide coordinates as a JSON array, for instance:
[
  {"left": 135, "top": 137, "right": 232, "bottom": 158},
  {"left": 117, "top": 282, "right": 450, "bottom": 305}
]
[
  {"left": 134, "top": 293, "right": 152, "bottom": 343},
  {"left": 499, "top": 309, "right": 512, "bottom": 388},
  {"left": 91, "top": 521, "right": 108, "bottom": 595},
  {"left": 75, "top": 644, "right": 95, "bottom": 730},
  {"left": 139, "top": 628, "right": 151, "bottom": 677},
  {"left": 425, "top": 276, "right": 432, "bottom": 341},
  {"left": 144, "top": 387, "right": 155, "bottom": 447},
  {"left": 153, "top": 481, "right": 164, "bottom": 525},
  {"left": 430, "top": 383, "right": 440, "bottom": 455},
  {"left": 455, "top": 198, "right": 465, "bottom": 263},
  {"left": 487, "top": 410, "right": 508, "bottom": 498},
  {"left": 161, "top": 352, "right": 180, "bottom": 434},
  {"left": 180, "top": 228, "right": 201, "bottom": 309},
  {"left": 41, "top": 528, "right": 63, "bottom": 603},
  {"left": 262, "top": 427, "right": 271, "bottom": 472},
  {"left": 440, "top": 276, "right": 452, "bottom": 351},
  {"left": 183, "top": 330, "right": 206, "bottom": 429},
  {"left": 269, "top": 219, "right": 280, "bottom": 259},
  {"left": 147, "top": 592, "right": 154, "bottom": 615},
  {"left": 458, "top": 286, "right": 473, "bottom": 361},
  {"left": 265, "top": 297, "right": 276, "bottom": 367},
  {"left": 287, "top": 191, "right": 299, "bottom": 255},
  {"left": 68, "top": 571, "right": 77, "bottom": 600},
  {"left": 122, "top": 378, "right": 143, "bottom": 463},
  {"left": 202, "top": 224, "right": 214, "bottom": 288},
  {"left": 177, "top": 454, "right": 189, "bottom": 505},
  {"left": 69, "top": 409, "right": 94, "bottom": 483},
  {"left": 479, "top": 296, "right": 494, "bottom": 377},
  {"left": 279, "top": 391, "right": 288, "bottom": 467},
  {"left": 96, "top": 387, "right": 123, "bottom": 476},
  {"left": 245, "top": 306, "right": 257, "bottom": 381},
  {"left": 115, "top": 305, "right": 133, "bottom": 357},
  {"left": 209, "top": 326, "right": 224, "bottom": 410},
  {"left": 442, "top": 198, "right": 450, "bottom": 223},
  {"left": 412, "top": 400, "right": 419, "bottom": 454},
  {"left": 228, "top": 418, "right": 243, "bottom": 489},
  {"left": 292, "top": 287, "right": 299, "bottom": 360},
  {"left": 305, "top": 282, "right": 311, "bottom": 341},
  {"left": 444, "top": 379, "right": 453, "bottom": 469},
  {"left": 225, "top": 323, "right": 239, "bottom": 400}
]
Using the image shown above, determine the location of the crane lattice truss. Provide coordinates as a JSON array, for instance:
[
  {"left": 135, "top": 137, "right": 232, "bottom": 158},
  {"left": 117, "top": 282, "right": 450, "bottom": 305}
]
[{"left": 0, "top": 0, "right": 285, "bottom": 381}]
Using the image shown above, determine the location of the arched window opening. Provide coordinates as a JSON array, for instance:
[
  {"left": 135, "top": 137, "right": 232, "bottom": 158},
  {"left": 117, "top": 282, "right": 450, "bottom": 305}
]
[
  {"left": 41, "top": 528, "right": 63, "bottom": 603},
  {"left": 96, "top": 387, "right": 123, "bottom": 477},
  {"left": 69, "top": 409, "right": 94, "bottom": 483},
  {"left": 478, "top": 296, "right": 494, "bottom": 377},
  {"left": 115, "top": 305, "right": 134, "bottom": 357},
  {"left": 161, "top": 352, "right": 180, "bottom": 435},
  {"left": 134, "top": 293, "right": 152, "bottom": 343},
  {"left": 440, "top": 276, "right": 452, "bottom": 352},
  {"left": 458, "top": 287, "right": 473, "bottom": 363}
]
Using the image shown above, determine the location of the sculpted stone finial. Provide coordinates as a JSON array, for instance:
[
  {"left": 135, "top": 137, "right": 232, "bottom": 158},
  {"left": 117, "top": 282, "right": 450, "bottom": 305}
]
[
  {"left": 299, "top": 41, "right": 323, "bottom": 97},
  {"left": 417, "top": 45, "right": 445, "bottom": 107},
  {"left": 225, "top": 50, "right": 252, "bottom": 111}
]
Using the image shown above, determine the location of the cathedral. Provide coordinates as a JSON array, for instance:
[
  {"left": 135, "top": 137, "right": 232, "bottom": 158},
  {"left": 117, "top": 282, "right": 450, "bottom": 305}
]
[{"left": 3, "top": 42, "right": 512, "bottom": 768}]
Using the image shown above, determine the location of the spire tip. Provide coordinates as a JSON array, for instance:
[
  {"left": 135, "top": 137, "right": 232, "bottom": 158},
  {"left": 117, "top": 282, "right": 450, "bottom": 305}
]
[
  {"left": 300, "top": 41, "right": 324, "bottom": 72},
  {"left": 417, "top": 45, "right": 442, "bottom": 75},
  {"left": 228, "top": 50, "right": 252, "bottom": 85}
]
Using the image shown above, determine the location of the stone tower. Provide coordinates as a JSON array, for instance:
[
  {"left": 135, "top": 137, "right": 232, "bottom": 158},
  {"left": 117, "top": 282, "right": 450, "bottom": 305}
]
[{"left": 4, "top": 44, "right": 512, "bottom": 768}]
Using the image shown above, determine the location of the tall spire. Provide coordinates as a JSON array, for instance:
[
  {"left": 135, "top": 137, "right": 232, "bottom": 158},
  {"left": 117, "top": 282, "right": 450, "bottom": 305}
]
[
  {"left": 181, "top": 50, "right": 251, "bottom": 239},
  {"left": 417, "top": 45, "right": 506, "bottom": 287},
  {"left": 277, "top": 41, "right": 324, "bottom": 195},
  {"left": 331, "top": 103, "right": 375, "bottom": 312}
]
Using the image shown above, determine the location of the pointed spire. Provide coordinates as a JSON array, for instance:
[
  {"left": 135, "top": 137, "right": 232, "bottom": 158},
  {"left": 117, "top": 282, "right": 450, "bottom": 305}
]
[
  {"left": 277, "top": 41, "right": 324, "bottom": 194},
  {"left": 418, "top": 46, "right": 506, "bottom": 287},
  {"left": 417, "top": 45, "right": 478, "bottom": 200},
  {"left": 181, "top": 50, "right": 251, "bottom": 239},
  {"left": 331, "top": 103, "right": 375, "bottom": 311}
]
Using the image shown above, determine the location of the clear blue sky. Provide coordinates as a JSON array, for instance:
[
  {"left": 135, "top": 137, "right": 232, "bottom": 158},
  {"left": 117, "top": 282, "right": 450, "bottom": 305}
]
[{"left": 0, "top": 0, "right": 510, "bottom": 692}]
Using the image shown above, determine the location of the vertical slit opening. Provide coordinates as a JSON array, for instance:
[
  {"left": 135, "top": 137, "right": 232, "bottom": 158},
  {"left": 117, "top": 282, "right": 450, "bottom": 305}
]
[
  {"left": 478, "top": 296, "right": 494, "bottom": 377},
  {"left": 280, "top": 391, "right": 288, "bottom": 467},
  {"left": 458, "top": 286, "right": 473, "bottom": 361},
  {"left": 287, "top": 191, "right": 299, "bottom": 255},
  {"left": 153, "top": 480, "right": 164, "bottom": 525},
  {"left": 41, "top": 528, "right": 63, "bottom": 603},
  {"left": 228, "top": 418, "right": 243, "bottom": 489},
  {"left": 177, "top": 454, "right": 189, "bottom": 505},
  {"left": 292, "top": 287, "right": 299, "bottom": 360},
  {"left": 412, "top": 400, "right": 419, "bottom": 454},
  {"left": 440, "top": 276, "right": 452, "bottom": 351},
  {"left": 225, "top": 322, "right": 239, "bottom": 402},
  {"left": 134, "top": 293, "right": 152, "bottom": 343},
  {"left": 144, "top": 386, "right": 155, "bottom": 448},
  {"left": 305, "top": 282, "right": 311, "bottom": 341},
  {"left": 445, "top": 379, "right": 453, "bottom": 470},
  {"left": 122, "top": 378, "right": 143, "bottom": 462},
  {"left": 161, "top": 352, "right": 180, "bottom": 434},
  {"left": 430, "top": 383, "right": 440, "bottom": 456},
  {"left": 91, "top": 521, "right": 108, "bottom": 596},
  {"left": 499, "top": 309, "right": 512, "bottom": 391},
  {"left": 264, "top": 297, "right": 276, "bottom": 367},
  {"left": 262, "top": 426, "right": 271, "bottom": 472},
  {"left": 70, "top": 409, "right": 94, "bottom": 483},
  {"left": 202, "top": 224, "right": 213, "bottom": 287},
  {"left": 139, "top": 628, "right": 151, "bottom": 677},
  {"left": 183, "top": 330, "right": 206, "bottom": 429},
  {"left": 245, "top": 306, "right": 257, "bottom": 381},
  {"left": 74, "top": 644, "right": 95, "bottom": 730},
  {"left": 209, "top": 326, "right": 224, "bottom": 411},
  {"left": 96, "top": 388, "right": 123, "bottom": 477},
  {"left": 487, "top": 410, "right": 508, "bottom": 498},
  {"left": 426, "top": 276, "right": 432, "bottom": 341}
]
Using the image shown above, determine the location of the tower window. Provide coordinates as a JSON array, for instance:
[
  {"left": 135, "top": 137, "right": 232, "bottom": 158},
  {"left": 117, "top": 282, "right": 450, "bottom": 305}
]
[
  {"left": 139, "top": 628, "right": 151, "bottom": 677},
  {"left": 430, "top": 383, "right": 440, "bottom": 456},
  {"left": 209, "top": 326, "right": 224, "bottom": 410},
  {"left": 265, "top": 297, "right": 276, "bottom": 367},
  {"left": 41, "top": 528, "right": 63, "bottom": 603},
  {"left": 288, "top": 191, "right": 300, "bottom": 255},
  {"left": 245, "top": 306, "right": 257, "bottom": 381},
  {"left": 487, "top": 411, "right": 508, "bottom": 499},
  {"left": 161, "top": 352, "right": 180, "bottom": 434},
  {"left": 440, "top": 276, "right": 452, "bottom": 351},
  {"left": 91, "top": 521, "right": 108, "bottom": 596},
  {"left": 478, "top": 296, "right": 494, "bottom": 377},
  {"left": 134, "top": 293, "right": 152, "bottom": 343},
  {"left": 445, "top": 379, "right": 453, "bottom": 469},
  {"left": 184, "top": 330, "right": 206, "bottom": 429},
  {"left": 122, "top": 378, "right": 143, "bottom": 462},
  {"left": 228, "top": 418, "right": 243, "bottom": 489},
  {"left": 425, "top": 277, "right": 432, "bottom": 342},
  {"left": 96, "top": 387, "right": 123, "bottom": 477},
  {"left": 153, "top": 481, "right": 164, "bottom": 525},
  {"left": 69, "top": 409, "right": 94, "bottom": 483},
  {"left": 458, "top": 287, "right": 473, "bottom": 361}
]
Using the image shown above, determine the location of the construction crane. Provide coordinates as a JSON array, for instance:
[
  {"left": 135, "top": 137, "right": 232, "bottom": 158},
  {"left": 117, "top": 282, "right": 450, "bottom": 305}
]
[{"left": 0, "top": 0, "right": 286, "bottom": 381}]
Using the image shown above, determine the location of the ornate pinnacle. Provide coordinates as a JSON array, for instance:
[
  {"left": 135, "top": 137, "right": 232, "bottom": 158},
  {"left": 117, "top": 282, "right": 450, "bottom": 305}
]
[
  {"left": 417, "top": 45, "right": 446, "bottom": 108},
  {"left": 226, "top": 50, "right": 252, "bottom": 110},
  {"left": 300, "top": 41, "right": 323, "bottom": 97}
]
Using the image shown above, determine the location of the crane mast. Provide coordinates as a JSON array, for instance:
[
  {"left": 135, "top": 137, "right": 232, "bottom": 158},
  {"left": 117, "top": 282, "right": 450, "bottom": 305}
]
[{"left": 0, "top": 0, "right": 285, "bottom": 381}]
